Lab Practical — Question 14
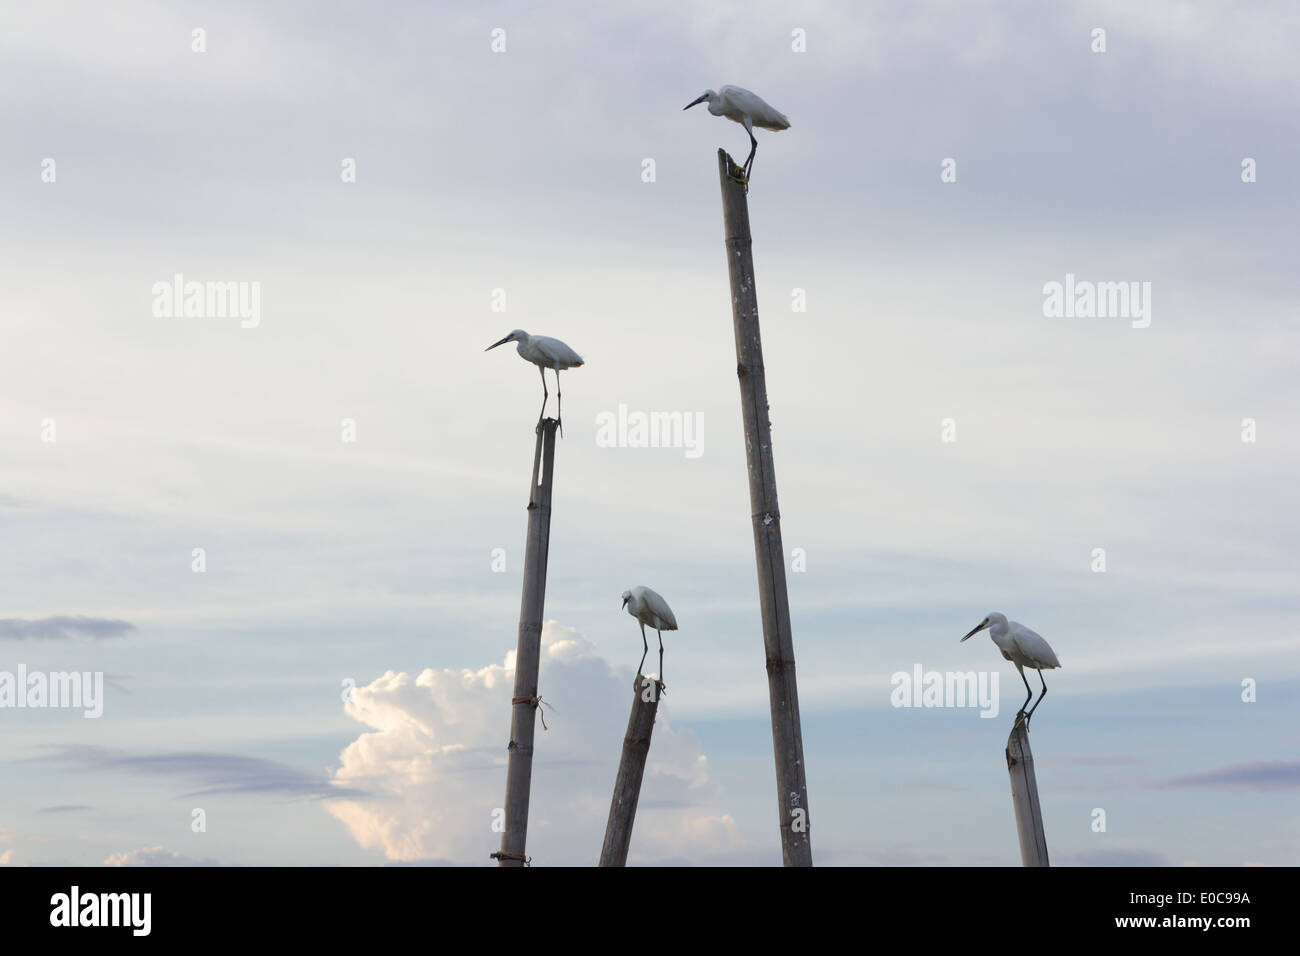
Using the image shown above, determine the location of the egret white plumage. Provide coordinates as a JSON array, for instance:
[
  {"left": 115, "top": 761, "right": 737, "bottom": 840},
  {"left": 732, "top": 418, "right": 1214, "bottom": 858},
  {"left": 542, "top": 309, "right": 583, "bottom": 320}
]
[
  {"left": 683, "top": 85, "right": 790, "bottom": 185},
  {"left": 622, "top": 586, "right": 678, "bottom": 683},
  {"left": 485, "top": 329, "right": 584, "bottom": 434},
  {"left": 961, "top": 612, "right": 1061, "bottom": 728}
]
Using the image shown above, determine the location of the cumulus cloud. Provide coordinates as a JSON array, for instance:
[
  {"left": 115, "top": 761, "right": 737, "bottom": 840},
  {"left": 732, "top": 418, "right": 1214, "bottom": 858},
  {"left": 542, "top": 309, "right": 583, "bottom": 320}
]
[
  {"left": 0, "top": 825, "right": 28, "bottom": 867},
  {"left": 326, "top": 621, "right": 743, "bottom": 865},
  {"left": 0, "top": 616, "right": 135, "bottom": 640},
  {"left": 104, "top": 846, "right": 218, "bottom": 867}
]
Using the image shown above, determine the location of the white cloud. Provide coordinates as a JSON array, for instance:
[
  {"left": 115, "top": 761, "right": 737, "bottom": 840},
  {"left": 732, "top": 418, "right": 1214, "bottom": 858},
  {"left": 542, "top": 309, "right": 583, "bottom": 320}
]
[
  {"left": 0, "top": 825, "right": 15, "bottom": 866},
  {"left": 327, "top": 621, "right": 743, "bottom": 864},
  {"left": 104, "top": 846, "right": 218, "bottom": 867}
]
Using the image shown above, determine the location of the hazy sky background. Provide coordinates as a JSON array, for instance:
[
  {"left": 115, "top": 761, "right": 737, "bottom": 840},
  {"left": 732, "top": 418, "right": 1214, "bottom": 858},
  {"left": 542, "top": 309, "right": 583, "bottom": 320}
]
[{"left": 2, "top": 0, "right": 1297, "bottom": 866}]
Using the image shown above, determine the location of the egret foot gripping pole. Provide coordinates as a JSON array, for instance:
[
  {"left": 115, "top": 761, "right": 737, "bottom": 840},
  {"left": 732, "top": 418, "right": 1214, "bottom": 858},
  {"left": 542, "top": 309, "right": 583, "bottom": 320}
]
[{"left": 724, "top": 153, "right": 748, "bottom": 190}]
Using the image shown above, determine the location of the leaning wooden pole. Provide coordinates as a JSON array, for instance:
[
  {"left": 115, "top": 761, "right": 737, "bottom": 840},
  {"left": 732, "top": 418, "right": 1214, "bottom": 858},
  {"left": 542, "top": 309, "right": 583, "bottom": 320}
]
[
  {"left": 495, "top": 417, "right": 558, "bottom": 867},
  {"left": 598, "top": 678, "right": 662, "bottom": 866},
  {"left": 1005, "top": 721, "right": 1050, "bottom": 866},
  {"left": 716, "top": 149, "right": 813, "bottom": 866}
]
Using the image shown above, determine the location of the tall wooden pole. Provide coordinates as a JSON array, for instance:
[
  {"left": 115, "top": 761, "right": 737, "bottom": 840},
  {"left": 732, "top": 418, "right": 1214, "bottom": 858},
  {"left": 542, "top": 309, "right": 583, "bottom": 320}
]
[
  {"left": 1005, "top": 721, "right": 1050, "bottom": 866},
  {"left": 495, "top": 418, "right": 558, "bottom": 867},
  {"left": 598, "top": 678, "right": 662, "bottom": 866},
  {"left": 716, "top": 149, "right": 812, "bottom": 866}
]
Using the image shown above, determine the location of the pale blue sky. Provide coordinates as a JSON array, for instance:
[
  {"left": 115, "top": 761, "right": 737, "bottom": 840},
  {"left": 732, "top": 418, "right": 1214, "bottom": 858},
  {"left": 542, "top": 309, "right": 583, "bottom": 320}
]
[{"left": 1, "top": 0, "right": 1297, "bottom": 865}]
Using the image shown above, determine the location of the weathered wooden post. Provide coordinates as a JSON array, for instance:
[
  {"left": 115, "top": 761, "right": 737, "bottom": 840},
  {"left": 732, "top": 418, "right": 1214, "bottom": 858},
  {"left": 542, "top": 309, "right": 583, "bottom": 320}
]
[
  {"left": 598, "top": 677, "right": 662, "bottom": 866},
  {"left": 1006, "top": 721, "right": 1050, "bottom": 866},
  {"left": 715, "top": 149, "right": 813, "bottom": 866},
  {"left": 494, "top": 418, "right": 558, "bottom": 867}
]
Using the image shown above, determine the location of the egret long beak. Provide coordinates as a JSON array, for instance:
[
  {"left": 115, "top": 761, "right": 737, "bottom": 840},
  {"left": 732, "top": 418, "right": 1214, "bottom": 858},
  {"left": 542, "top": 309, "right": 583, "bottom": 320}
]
[
  {"left": 485, "top": 335, "right": 511, "bottom": 351},
  {"left": 960, "top": 618, "right": 990, "bottom": 642},
  {"left": 683, "top": 94, "right": 708, "bottom": 110},
  {"left": 621, "top": 597, "right": 629, "bottom": 609}
]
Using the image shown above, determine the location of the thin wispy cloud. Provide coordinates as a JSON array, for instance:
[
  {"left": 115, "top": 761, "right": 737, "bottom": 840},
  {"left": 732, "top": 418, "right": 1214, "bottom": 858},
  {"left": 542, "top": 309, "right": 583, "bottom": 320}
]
[
  {"left": 1053, "top": 754, "right": 1147, "bottom": 768},
  {"left": 0, "top": 616, "right": 135, "bottom": 640},
  {"left": 1162, "top": 761, "right": 1300, "bottom": 793},
  {"left": 36, "top": 745, "right": 369, "bottom": 802}
]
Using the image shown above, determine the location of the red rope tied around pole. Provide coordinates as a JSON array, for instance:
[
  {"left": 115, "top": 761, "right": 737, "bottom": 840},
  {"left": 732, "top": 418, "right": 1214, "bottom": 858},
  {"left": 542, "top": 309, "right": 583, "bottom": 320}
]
[{"left": 511, "top": 695, "right": 550, "bottom": 731}]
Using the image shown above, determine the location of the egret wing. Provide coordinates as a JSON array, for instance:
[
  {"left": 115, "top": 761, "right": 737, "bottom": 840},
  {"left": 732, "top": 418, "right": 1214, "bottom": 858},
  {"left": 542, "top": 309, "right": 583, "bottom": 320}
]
[
  {"left": 719, "top": 85, "right": 790, "bottom": 130},
  {"left": 640, "top": 586, "right": 678, "bottom": 631},
  {"left": 1011, "top": 625, "right": 1060, "bottom": 669},
  {"left": 532, "top": 335, "right": 584, "bottom": 369}
]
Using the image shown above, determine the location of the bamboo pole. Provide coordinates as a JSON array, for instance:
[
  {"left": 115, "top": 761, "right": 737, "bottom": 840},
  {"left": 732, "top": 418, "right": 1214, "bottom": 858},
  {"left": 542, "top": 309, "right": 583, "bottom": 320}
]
[
  {"left": 1005, "top": 721, "right": 1050, "bottom": 866},
  {"left": 495, "top": 418, "right": 558, "bottom": 867},
  {"left": 715, "top": 149, "right": 813, "bottom": 866},
  {"left": 598, "top": 677, "right": 662, "bottom": 866}
]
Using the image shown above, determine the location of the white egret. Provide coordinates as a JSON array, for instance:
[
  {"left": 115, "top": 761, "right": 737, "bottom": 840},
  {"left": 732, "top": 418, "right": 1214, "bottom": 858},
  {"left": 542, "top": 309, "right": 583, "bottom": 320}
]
[
  {"left": 622, "top": 586, "right": 678, "bottom": 683},
  {"left": 683, "top": 85, "right": 790, "bottom": 185},
  {"left": 485, "top": 330, "right": 584, "bottom": 434},
  {"left": 961, "top": 612, "right": 1061, "bottom": 728}
]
